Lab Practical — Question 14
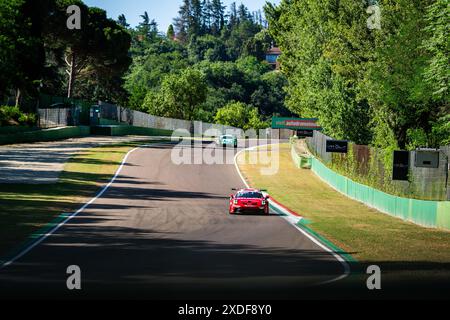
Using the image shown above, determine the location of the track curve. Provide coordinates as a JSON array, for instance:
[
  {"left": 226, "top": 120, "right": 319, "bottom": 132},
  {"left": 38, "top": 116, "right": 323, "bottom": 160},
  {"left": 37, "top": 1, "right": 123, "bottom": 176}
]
[{"left": 0, "top": 142, "right": 345, "bottom": 299}]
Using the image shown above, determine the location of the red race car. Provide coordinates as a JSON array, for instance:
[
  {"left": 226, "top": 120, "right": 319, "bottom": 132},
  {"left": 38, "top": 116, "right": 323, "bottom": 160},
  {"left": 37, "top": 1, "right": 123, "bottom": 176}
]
[{"left": 229, "top": 188, "right": 270, "bottom": 215}]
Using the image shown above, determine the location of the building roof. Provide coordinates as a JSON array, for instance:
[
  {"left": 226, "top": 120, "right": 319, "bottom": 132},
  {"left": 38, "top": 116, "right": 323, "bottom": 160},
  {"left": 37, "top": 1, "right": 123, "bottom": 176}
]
[{"left": 267, "top": 47, "right": 281, "bottom": 55}]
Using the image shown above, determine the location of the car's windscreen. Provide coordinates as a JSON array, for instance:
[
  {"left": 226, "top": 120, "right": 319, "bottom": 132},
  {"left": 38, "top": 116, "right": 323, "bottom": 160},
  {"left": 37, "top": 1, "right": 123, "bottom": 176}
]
[
  {"left": 236, "top": 192, "right": 263, "bottom": 199},
  {"left": 222, "top": 135, "right": 233, "bottom": 139}
]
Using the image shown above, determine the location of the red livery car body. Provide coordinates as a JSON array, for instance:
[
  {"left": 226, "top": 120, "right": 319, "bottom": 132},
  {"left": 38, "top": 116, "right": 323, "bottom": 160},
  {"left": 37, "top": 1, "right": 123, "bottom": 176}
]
[{"left": 229, "top": 188, "right": 270, "bottom": 215}]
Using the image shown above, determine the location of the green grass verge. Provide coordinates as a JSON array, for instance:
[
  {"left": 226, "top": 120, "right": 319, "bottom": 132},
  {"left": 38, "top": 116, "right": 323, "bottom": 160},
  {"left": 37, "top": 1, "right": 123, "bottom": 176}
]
[
  {"left": 237, "top": 144, "right": 450, "bottom": 280},
  {"left": 0, "top": 140, "right": 158, "bottom": 258}
]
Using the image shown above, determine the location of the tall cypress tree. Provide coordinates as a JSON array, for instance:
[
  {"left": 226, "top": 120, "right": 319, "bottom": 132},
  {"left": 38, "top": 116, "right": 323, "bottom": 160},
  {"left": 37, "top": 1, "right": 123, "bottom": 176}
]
[
  {"left": 167, "top": 24, "right": 175, "bottom": 40},
  {"left": 228, "top": 2, "right": 238, "bottom": 28},
  {"left": 211, "top": 0, "right": 225, "bottom": 35},
  {"left": 174, "top": 0, "right": 191, "bottom": 42},
  {"left": 190, "top": 0, "right": 203, "bottom": 36},
  {"left": 202, "top": 0, "right": 212, "bottom": 32}
]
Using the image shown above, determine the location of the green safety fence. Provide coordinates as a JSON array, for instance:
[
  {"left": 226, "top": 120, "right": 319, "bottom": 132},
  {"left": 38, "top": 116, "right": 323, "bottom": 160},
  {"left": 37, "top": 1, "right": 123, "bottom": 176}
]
[{"left": 309, "top": 155, "right": 450, "bottom": 230}]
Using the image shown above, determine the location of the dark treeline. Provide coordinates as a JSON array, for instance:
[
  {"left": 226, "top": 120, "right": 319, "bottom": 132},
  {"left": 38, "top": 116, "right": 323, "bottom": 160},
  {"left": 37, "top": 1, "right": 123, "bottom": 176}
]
[
  {"left": 0, "top": 0, "right": 131, "bottom": 109},
  {"left": 0, "top": 0, "right": 290, "bottom": 130}
]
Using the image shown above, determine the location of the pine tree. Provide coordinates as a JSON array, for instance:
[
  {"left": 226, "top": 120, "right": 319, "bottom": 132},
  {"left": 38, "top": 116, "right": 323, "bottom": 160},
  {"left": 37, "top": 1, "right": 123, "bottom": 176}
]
[
  {"left": 117, "top": 14, "right": 129, "bottom": 28},
  {"left": 167, "top": 24, "right": 175, "bottom": 40},
  {"left": 191, "top": 0, "right": 203, "bottom": 36},
  {"left": 202, "top": 0, "right": 212, "bottom": 32},
  {"left": 211, "top": 0, "right": 225, "bottom": 35},
  {"left": 138, "top": 12, "right": 158, "bottom": 41},
  {"left": 228, "top": 2, "right": 238, "bottom": 28},
  {"left": 238, "top": 4, "right": 250, "bottom": 23},
  {"left": 174, "top": 0, "right": 191, "bottom": 42}
]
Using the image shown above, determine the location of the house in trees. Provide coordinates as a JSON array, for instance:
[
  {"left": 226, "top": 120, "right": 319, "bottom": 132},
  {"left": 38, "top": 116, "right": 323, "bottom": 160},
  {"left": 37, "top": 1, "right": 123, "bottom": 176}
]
[{"left": 265, "top": 47, "right": 281, "bottom": 70}]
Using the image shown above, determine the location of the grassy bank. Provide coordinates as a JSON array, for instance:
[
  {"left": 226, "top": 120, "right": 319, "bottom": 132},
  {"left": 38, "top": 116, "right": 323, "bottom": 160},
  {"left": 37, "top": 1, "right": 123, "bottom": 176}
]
[
  {"left": 0, "top": 141, "right": 154, "bottom": 257},
  {"left": 237, "top": 144, "right": 450, "bottom": 279}
]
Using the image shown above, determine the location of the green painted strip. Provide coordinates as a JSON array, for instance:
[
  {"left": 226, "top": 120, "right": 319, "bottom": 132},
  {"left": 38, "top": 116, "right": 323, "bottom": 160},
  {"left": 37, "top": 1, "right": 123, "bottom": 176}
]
[
  {"left": 296, "top": 220, "right": 358, "bottom": 264},
  {"left": 269, "top": 203, "right": 287, "bottom": 217}
]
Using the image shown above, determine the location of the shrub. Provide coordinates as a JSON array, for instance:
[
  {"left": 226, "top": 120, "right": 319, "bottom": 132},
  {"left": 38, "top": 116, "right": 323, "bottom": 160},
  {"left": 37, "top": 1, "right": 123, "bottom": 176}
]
[{"left": 0, "top": 106, "right": 36, "bottom": 127}]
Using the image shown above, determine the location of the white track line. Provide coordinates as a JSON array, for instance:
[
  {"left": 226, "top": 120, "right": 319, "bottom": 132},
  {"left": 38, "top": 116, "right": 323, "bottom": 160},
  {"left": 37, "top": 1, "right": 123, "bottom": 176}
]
[
  {"left": 0, "top": 144, "right": 155, "bottom": 270},
  {"left": 234, "top": 144, "right": 351, "bottom": 285}
]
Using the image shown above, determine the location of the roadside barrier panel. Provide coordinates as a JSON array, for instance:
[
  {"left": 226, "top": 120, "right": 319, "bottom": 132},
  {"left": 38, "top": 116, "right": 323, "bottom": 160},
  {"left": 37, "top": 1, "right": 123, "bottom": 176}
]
[
  {"left": 0, "top": 126, "right": 90, "bottom": 145},
  {"left": 0, "top": 126, "right": 38, "bottom": 135}
]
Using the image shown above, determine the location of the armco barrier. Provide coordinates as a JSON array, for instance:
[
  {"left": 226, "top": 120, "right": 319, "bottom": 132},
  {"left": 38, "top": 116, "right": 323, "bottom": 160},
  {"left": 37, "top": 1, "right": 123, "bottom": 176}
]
[
  {"left": 0, "top": 126, "right": 90, "bottom": 145},
  {"left": 309, "top": 155, "right": 450, "bottom": 230}
]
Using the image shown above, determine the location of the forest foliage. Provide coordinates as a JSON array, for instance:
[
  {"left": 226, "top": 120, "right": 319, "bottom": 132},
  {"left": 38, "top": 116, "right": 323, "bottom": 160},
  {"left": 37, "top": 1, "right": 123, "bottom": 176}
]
[
  {"left": 1, "top": 0, "right": 447, "bottom": 145},
  {"left": 124, "top": 0, "right": 290, "bottom": 127},
  {"left": 265, "top": 0, "right": 449, "bottom": 149}
]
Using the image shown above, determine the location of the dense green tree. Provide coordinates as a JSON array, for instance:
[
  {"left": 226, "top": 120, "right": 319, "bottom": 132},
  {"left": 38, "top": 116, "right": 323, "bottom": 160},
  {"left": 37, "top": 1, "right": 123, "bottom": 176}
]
[
  {"left": 214, "top": 101, "right": 267, "bottom": 130},
  {"left": 251, "top": 71, "right": 290, "bottom": 117},
  {"left": 360, "top": 0, "right": 436, "bottom": 149},
  {"left": 187, "top": 35, "right": 226, "bottom": 62},
  {"left": 224, "top": 18, "right": 262, "bottom": 60},
  {"left": 266, "top": 0, "right": 448, "bottom": 148},
  {"left": 421, "top": 0, "right": 449, "bottom": 147},
  {"left": 265, "top": 0, "right": 374, "bottom": 144},
  {"left": 143, "top": 68, "right": 207, "bottom": 120},
  {"left": 42, "top": 1, "right": 131, "bottom": 98},
  {"left": 0, "top": 0, "right": 46, "bottom": 106},
  {"left": 192, "top": 57, "right": 287, "bottom": 121},
  {"left": 423, "top": 0, "right": 449, "bottom": 101},
  {"left": 125, "top": 39, "right": 189, "bottom": 109}
]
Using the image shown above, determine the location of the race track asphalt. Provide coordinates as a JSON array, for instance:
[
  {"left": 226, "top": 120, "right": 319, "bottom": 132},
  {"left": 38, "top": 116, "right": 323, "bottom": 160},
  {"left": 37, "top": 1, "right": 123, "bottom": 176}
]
[{"left": 0, "top": 142, "right": 346, "bottom": 299}]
